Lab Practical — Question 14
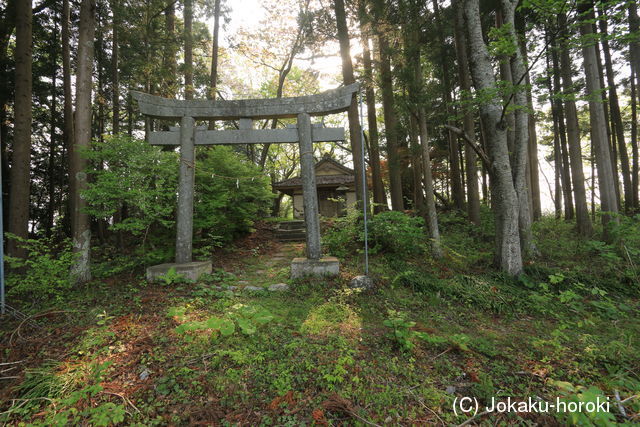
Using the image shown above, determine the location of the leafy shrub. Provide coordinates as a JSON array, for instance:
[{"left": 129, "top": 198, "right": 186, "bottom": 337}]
[
  {"left": 194, "top": 146, "right": 273, "bottom": 242},
  {"left": 324, "top": 210, "right": 426, "bottom": 258},
  {"left": 6, "top": 234, "right": 76, "bottom": 302},
  {"left": 369, "top": 211, "right": 426, "bottom": 255},
  {"left": 84, "top": 136, "right": 273, "bottom": 259},
  {"left": 323, "top": 209, "right": 362, "bottom": 258},
  {"left": 83, "top": 134, "right": 178, "bottom": 237}
]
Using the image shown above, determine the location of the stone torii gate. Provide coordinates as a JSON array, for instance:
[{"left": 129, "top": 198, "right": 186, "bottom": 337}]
[{"left": 132, "top": 84, "right": 359, "bottom": 281}]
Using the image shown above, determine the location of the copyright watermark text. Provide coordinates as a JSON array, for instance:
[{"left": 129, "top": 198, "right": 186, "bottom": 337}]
[{"left": 453, "top": 396, "right": 610, "bottom": 416}]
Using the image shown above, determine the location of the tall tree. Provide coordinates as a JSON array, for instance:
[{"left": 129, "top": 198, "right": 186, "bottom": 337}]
[
  {"left": 209, "top": 0, "right": 221, "bottom": 102},
  {"left": 184, "top": 0, "right": 193, "bottom": 100},
  {"left": 432, "top": 0, "right": 464, "bottom": 211},
  {"left": 577, "top": 0, "right": 619, "bottom": 237},
  {"left": 7, "top": 0, "right": 33, "bottom": 259},
  {"left": 358, "top": 1, "right": 387, "bottom": 213},
  {"left": 333, "top": 0, "right": 366, "bottom": 208},
  {"left": 454, "top": 0, "right": 480, "bottom": 225},
  {"left": 631, "top": 66, "right": 639, "bottom": 211},
  {"left": 62, "top": 0, "right": 74, "bottom": 236},
  {"left": 558, "top": 14, "right": 593, "bottom": 236},
  {"left": 419, "top": 109, "right": 442, "bottom": 258},
  {"left": 374, "top": 24, "right": 404, "bottom": 210},
  {"left": 464, "top": 0, "right": 522, "bottom": 274},
  {"left": 552, "top": 36, "right": 575, "bottom": 221},
  {"left": 111, "top": 0, "right": 120, "bottom": 133},
  {"left": 598, "top": 6, "right": 632, "bottom": 211},
  {"left": 501, "top": 0, "right": 535, "bottom": 255},
  {"left": 70, "top": 0, "right": 96, "bottom": 282},
  {"left": 163, "top": 0, "right": 177, "bottom": 98}
]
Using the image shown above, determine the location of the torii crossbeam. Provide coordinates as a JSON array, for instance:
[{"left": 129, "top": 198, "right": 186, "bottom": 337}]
[{"left": 132, "top": 84, "right": 359, "bottom": 281}]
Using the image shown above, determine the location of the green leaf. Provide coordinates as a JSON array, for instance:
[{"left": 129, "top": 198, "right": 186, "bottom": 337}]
[
  {"left": 205, "top": 317, "right": 224, "bottom": 329},
  {"left": 237, "top": 318, "right": 257, "bottom": 335},
  {"left": 219, "top": 319, "right": 235, "bottom": 336}
]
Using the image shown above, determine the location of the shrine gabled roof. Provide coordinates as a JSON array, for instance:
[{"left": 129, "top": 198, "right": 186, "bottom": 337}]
[
  {"left": 273, "top": 174, "right": 355, "bottom": 191},
  {"left": 273, "top": 156, "right": 355, "bottom": 191},
  {"left": 314, "top": 155, "right": 354, "bottom": 175}
]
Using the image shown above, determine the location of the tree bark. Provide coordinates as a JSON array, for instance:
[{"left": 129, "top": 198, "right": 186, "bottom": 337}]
[
  {"left": 376, "top": 32, "right": 404, "bottom": 210},
  {"left": 598, "top": 6, "right": 633, "bottom": 212},
  {"left": 70, "top": 0, "right": 96, "bottom": 282},
  {"left": 631, "top": 66, "right": 639, "bottom": 211},
  {"left": 184, "top": 0, "right": 193, "bottom": 100},
  {"left": 110, "top": 0, "right": 119, "bottom": 133},
  {"left": 419, "top": 109, "right": 442, "bottom": 258},
  {"left": 551, "top": 41, "right": 575, "bottom": 221},
  {"left": 501, "top": 0, "right": 536, "bottom": 256},
  {"left": 454, "top": 0, "right": 480, "bottom": 225},
  {"left": 207, "top": 0, "right": 221, "bottom": 129},
  {"left": 7, "top": 0, "right": 33, "bottom": 259},
  {"left": 546, "top": 35, "right": 563, "bottom": 218},
  {"left": 433, "top": 0, "right": 464, "bottom": 211},
  {"left": 46, "top": 17, "right": 58, "bottom": 236},
  {"left": 558, "top": 15, "right": 593, "bottom": 236},
  {"left": 464, "top": 0, "right": 522, "bottom": 275},
  {"left": 333, "top": 0, "right": 366, "bottom": 210},
  {"left": 209, "top": 0, "right": 220, "bottom": 101},
  {"left": 522, "top": 49, "right": 541, "bottom": 221},
  {"left": 358, "top": 3, "right": 387, "bottom": 213},
  {"left": 577, "top": 0, "right": 619, "bottom": 237}
]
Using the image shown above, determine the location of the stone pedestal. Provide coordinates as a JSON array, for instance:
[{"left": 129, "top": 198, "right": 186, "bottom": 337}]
[
  {"left": 291, "top": 257, "right": 339, "bottom": 279},
  {"left": 146, "top": 261, "right": 212, "bottom": 282}
]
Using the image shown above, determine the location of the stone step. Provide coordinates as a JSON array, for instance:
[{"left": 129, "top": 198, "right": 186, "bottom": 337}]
[
  {"left": 278, "top": 236, "right": 306, "bottom": 242},
  {"left": 276, "top": 231, "right": 306, "bottom": 241},
  {"left": 276, "top": 229, "right": 305, "bottom": 236},
  {"left": 277, "top": 221, "right": 306, "bottom": 231},
  {"left": 276, "top": 232, "right": 306, "bottom": 239}
]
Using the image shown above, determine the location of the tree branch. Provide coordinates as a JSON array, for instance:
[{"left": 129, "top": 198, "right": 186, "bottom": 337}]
[{"left": 444, "top": 124, "right": 491, "bottom": 169}]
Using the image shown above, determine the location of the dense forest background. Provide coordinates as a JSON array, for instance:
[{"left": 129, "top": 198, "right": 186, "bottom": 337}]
[{"left": 2, "top": 0, "right": 640, "bottom": 282}]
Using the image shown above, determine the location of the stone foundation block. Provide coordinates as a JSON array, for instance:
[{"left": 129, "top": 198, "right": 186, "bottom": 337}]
[
  {"left": 291, "top": 257, "right": 339, "bottom": 279},
  {"left": 146, "top": 261, "right": 212, "bottom": 282}
]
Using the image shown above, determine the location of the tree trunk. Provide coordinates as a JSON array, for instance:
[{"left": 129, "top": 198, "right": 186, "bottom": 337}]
[
  {"left": 454, "top": 1, "right": 480, "bottom": 225},
  {"left": 46, "top": 18, "right": 58, "bottom": 236},
  {"left": 464, "top": 0, "right": 522, "bottom": 275},
  {"left": 419, "top": 109, "right": 442, "bottom": 258},
  {"left": 558, "top": 15, "right": 593, "bottom": 236},
  {"left": 552, "top": 42, "right": 575, "bottom": 221},
  {"left": 70, "top": 0, "right": 96, "bottom": 282},
  {"left": 376, "top": 32, "right": 404, "bottom": 210},
  {"left": 358, "top": 5, "right": 387, "bottom": 213},
  {"left": 631, "top": 67, "right": 639, "bottom": 211},
  {"left": 433, "top": 0, "right": 464, "bottom": 211},
  {"left": 546, "top": 36, "right": 563, "bottom": 218},
  {"left": 7, "top": 0, "right": 33, "bottom": 259},
  {"left": 501, "top": 0, "right": 536, "bottom": 256},
  {"left": 598, "top": 6, "right": 633, "bottom": 212},
  {"left": 577, "top": 0, "right": 619, "bottom": 237},
  {"left": 333, "top": 0, "right": 366, "bottom": 210},
  {"left": 0, "top": 0, "right": 17, "bottom": 228},
  {"left": 111, "top": 0, "right": 119, "bottom": 133},
  {"left": 208, "top": 0, "right": 221, "bottom": 129},
  {"left": 523, "top": 53, "right": 541, "bottom": 221},
  {"left": 495, "top": 9, "right": 516, "bottom": 164},
  {"left": 184, "top": 0, "right": 193, "bottom": 100},
  {"left": 630, "top": 2, "right": 640, "bottom": 94}
]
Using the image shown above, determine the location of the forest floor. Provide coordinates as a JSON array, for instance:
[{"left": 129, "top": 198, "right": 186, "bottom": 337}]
[{"left": 1, "top": 216, "right": 640, "bottom": 426}]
